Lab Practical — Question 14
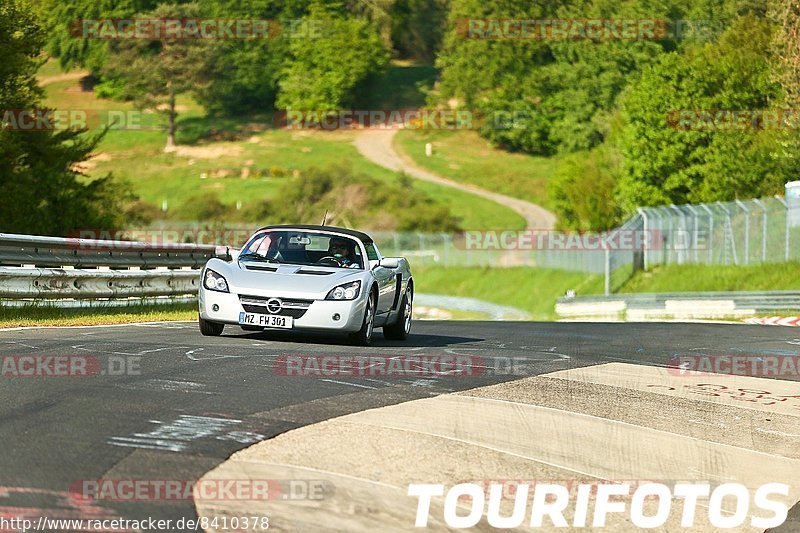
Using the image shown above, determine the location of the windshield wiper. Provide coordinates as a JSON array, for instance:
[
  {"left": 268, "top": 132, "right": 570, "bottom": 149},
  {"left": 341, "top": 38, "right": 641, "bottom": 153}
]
[{"left": 238, "top": 252, "right": 279, "bottom": 263}]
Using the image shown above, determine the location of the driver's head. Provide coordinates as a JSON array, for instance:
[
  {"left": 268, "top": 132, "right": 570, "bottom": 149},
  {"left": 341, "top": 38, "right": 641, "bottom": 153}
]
[{"left": 329, "top": 237, "right": 350, "bottom": 257}]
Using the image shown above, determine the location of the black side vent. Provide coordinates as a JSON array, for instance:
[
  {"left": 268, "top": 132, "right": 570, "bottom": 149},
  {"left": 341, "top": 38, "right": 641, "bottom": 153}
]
[
  {"left": 245, "top": 265, "right": 278, "bottom": 272},
  {"left": 296, "top": 269, "right": 334, "bottom": 275}
]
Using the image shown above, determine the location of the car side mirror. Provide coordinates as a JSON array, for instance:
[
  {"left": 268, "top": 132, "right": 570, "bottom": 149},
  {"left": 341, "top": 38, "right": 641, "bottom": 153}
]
[
  {"left": 378, "top": 257, "right": 400, "bottom": 269},
  {"left": 216, "top": 246, "right": 239, "bottom": 262}
]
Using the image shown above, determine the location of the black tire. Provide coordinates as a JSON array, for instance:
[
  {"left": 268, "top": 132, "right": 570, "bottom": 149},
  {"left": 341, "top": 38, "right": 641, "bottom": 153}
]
[
  {"left": 384, "top": 284, "right": 412, "bottom": 340},
  {"left": 199, "top": 315, "right": 224, "bottom": 336},
  {"left": 350, "top": 291, "right": 376, "bottom": 346}
]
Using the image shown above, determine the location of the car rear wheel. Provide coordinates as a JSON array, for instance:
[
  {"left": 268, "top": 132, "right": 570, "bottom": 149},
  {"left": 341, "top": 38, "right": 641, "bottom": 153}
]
[
  {"left": 384, "top": 285, "right": 412, "bottom": 340},
  {"left": 199, "top": 315, "right": 224, "bottom": 336},
  {"left": 351, "top": 291, "right": 375, "bottom": 346}
]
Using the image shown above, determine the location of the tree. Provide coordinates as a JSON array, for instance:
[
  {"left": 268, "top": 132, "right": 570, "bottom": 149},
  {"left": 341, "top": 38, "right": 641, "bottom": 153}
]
[
  {"left": 102, "top": 2, "right": 213, "bottom": 150},
  {"left": 617, "top": 15, "right": 797, "bottom": 212},
  {"left": 549, "top": 146, "right": 622, "bottom": 231},
  {"left": 38, "top": 0, "right": 145, "bottom": 73},
  {"left": 0, "top": 0, "right": 131, "bottom": 235},
  {"left": 276, "top": 7, "right": 389, "bottom": 110},
  {"left": 772, "top": 0, "right": 800, "bottom": 106}
]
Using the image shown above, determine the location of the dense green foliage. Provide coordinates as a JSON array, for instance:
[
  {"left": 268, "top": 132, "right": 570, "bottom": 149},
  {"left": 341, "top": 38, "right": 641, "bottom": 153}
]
[
  {"left": 276, "top": 8, "right": 390, "bottom": 110},
  {"left": 102, "top": 2, "right": 214, "bottom": 148},
  {"left": 0, "top": 0, "right": 133, "bottom": 235},
  {"left": 243, "top": 165, "right": 462, "bottom": 231},
  {"left": 11, "top": 0, "right": 800, "bottom": 235},
  {"left": 617, "top": 15, "right": 799, "bottom": 211},
  {"left": 434, "top": 0, "right": 798, "bottom": 229}
]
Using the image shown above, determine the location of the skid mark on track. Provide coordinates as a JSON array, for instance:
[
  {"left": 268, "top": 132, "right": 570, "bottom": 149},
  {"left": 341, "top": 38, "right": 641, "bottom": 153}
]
[{"left": 108, "top": 415, "right": 243, "bottom": 453}]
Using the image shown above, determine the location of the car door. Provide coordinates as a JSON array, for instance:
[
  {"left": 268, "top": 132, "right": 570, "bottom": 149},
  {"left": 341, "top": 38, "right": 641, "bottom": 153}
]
[{"left": 365, "top": 242, "right": 396, "bottom": 316}]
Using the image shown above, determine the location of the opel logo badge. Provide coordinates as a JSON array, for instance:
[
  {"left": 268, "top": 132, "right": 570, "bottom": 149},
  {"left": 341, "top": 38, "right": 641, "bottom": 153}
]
[{"left": 266, "top": 298, "right": 282, "bottom": 314}]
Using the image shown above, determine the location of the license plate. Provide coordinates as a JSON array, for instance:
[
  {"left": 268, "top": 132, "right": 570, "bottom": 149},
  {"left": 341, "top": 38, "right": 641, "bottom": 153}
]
[{"left": 238, "top": 312, "right": 293, "bottom": 329}]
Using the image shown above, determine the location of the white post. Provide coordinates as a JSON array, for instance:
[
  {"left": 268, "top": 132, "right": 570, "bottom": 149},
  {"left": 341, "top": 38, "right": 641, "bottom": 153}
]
[
  {"left": 637, "top": 207, "right": 649, "bottom": 270},
  {"left": 700, "top": 204, "right": 714, "bottom": 263},
  {"left": 735, "top": 199, "right": 750, "bottom": 265},
  {"left": 776, "top": 195, "right": 789, "bottom": 262},
  {"left": 753, "top": 198, "right": 767, "bottom": 262}
]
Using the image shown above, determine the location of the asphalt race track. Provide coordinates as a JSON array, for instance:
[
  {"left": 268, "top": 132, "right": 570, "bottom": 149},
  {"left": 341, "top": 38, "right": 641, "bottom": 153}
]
[{"left": 0, "top": 321, "right": 798, "bottom": 530}]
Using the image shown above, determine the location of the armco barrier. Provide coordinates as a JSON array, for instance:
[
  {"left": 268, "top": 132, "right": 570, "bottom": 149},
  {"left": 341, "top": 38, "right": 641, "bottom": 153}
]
[
  {"left": 0, "top": 232, "right": 218, "bottom": 269},
  {"left": 0, "top": 233, "right": 227, "bottom": 305},
  {"left": 0, "top": 268, "right": 200, "bottom": 299},
  {"left": 556, "top": 291, "right": 800, "bottom": 321}
]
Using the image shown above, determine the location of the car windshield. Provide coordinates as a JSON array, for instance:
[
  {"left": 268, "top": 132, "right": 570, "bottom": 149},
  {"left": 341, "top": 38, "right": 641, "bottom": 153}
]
[{"left": 239, "top": 230, "right": 364, "bottom": 269}]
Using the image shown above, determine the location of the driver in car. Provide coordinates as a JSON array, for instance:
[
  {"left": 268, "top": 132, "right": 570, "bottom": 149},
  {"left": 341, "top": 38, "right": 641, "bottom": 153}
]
[{"left": 328, "top": 238, "right": 359, "bottom": 268}]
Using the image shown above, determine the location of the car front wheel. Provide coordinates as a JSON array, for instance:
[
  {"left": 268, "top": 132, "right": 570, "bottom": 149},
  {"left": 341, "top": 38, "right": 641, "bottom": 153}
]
[
  {"left": 199, "top": 315, "right": 224, "bottom": 336},
  {"left": 351, "top": 291, "right": 375, "bottom": 346},
  {"left": 384, "top": 284, "right": 412, "bottom": 340}
]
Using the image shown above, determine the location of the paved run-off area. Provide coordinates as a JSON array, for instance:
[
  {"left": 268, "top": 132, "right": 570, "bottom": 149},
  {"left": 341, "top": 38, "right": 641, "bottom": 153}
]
[
  {"left": 0, "top": 321, "right": 798, "bottom": 531},
  {"left": 197, "top": 362, "right": 800, "bottom": 532}
]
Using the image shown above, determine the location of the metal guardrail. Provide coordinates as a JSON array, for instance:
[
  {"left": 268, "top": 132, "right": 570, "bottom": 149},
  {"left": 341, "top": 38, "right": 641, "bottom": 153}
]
[
  {"left": 0, "top": 233, "right": 225, "bottom": 304},
  {"left": 0, "top": 268, "right": 200, "bottom": 299},
  {"left": 0, "top": 232, "right": 218, "bottom": 269},
  {"left": 556, "top": 291, "right": 800, "bottom": 320}
]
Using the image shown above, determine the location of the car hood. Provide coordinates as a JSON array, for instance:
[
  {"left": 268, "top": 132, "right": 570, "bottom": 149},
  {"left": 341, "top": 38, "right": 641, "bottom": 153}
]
[{"left": 210, "top": 259, "right": 366, "bottom": 299}]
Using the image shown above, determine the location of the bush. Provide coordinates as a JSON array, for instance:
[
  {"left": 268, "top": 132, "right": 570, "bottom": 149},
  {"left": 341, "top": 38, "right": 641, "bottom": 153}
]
[
  {"left": 549, "top": 147, "right": 622, "bottom": 231},
  {"left": 244, "top": 164, "right": 461, "bottom": 231},
  {"left": 172, "top": 192, "right": 229, "bottom": 222}
]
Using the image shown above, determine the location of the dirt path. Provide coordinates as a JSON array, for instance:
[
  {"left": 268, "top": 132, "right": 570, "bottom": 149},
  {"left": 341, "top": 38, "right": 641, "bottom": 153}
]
[
  {"left": 38, "top": 70, "right": 89, "bottom": 87},
  {"left": 354, "top": 129, "right": 556, "bottom": 230}
]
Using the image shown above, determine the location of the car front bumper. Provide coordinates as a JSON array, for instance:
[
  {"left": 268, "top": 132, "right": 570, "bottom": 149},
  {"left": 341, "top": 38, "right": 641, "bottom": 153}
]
[{"left": 199, "top": 288, "right": 366, "bottom": 332}]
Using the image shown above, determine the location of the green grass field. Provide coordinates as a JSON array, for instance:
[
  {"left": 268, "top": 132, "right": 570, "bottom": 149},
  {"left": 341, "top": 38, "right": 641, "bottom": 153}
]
[
  {"left": 38, "top": 60, "right": 523, "bottom": 230},
  {"left": 413, "top": 266, "right": 604, "bottom": 320},
  {"left": 0, "top": 303, "right": 197, "bottom": 328},
  {"left": 394, "top": 129, "right": 558, "bottom": 210},
  {"left": 620, "top": 262, "right": 800, "bottom": 293}
]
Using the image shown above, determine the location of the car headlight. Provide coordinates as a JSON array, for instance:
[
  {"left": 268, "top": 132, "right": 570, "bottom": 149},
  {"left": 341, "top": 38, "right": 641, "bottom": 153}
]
[
  {"left": 203, "top": 269, "right": 229, "bottom": 293},
  {"left": 325, "top": 280, "right": 361, "bottom": 300}
]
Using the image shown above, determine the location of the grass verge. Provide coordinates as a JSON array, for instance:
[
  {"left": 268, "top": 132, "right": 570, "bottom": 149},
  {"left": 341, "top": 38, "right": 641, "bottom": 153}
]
[
  {"left": 413, "top": 266, "right": 604, "bottom": 320},
  {"left": 394, "top": 129, "right": 558, "bottom": 211},
  {"left": 620, "top": 262, "right": 800, "bottom": 293},
  {"left": 38, "top": 60, "right": 523, "bottom": 230},
  {"left": 0, "top": 303, "right": 197, "bottom": 328}
]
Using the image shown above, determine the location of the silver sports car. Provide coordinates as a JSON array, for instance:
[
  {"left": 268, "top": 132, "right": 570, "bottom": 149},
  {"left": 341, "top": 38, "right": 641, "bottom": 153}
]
[{"left": 198, "top": 225, "right": 413, "bottom": 345}]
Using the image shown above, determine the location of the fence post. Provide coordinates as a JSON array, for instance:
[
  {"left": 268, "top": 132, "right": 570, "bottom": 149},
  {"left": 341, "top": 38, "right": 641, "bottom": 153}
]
[
  {"left": 670, "top": 204, "right": 688, "bottom": 264},
  {"left": 700, "top": 204, "right": 714, "bottom": 263},
  {"left": 637, "top": 208, "right": 649, "bottom": 270},
  {"left": 753, "top": 198, "right": 767, "bottom": 262},
  {"left": 776, "top": 195, "right": 789, "bottom": 261},
  {"left": 604, "top": 246, "right": 611, "bottom": 296},
  {"left": 686, "top": 204, "right": 700, "bottom": 263},
  {"left": 735, "top": 199, "right": 750, "bottom": 265}
]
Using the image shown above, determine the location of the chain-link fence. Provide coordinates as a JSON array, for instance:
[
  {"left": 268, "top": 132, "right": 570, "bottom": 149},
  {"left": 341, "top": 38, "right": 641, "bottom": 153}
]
[
  {"left": 131, "top": 193, "right": 797, "bottom": 296},
  {"left": 638, "top": 196, "right": 800, "bottom": 269}
]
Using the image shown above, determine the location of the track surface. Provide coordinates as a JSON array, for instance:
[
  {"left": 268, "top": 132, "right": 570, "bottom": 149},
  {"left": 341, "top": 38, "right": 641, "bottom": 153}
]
[{"left": 0, "top": 321, "right": 798, "bottom": 529}]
